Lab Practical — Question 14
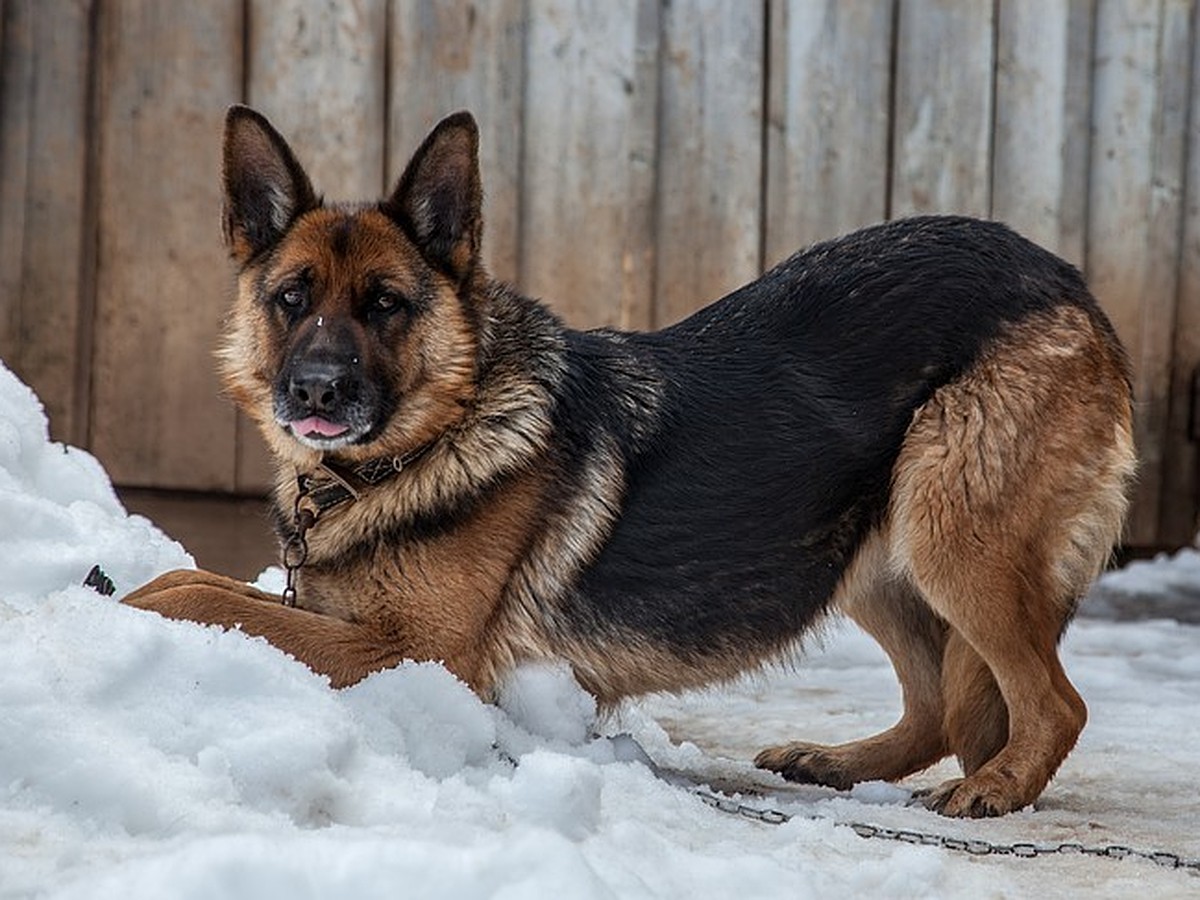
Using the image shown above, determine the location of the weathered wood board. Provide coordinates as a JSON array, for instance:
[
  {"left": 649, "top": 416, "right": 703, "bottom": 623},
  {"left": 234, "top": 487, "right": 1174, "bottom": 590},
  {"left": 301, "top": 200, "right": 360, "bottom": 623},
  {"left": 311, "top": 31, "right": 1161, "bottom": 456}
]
[
  {"left": 89, "top": 0, "right": 243, "bottom": 490},
  {"left": 654, "top": 0, "right": 763, "bottom": 326},
  {"left": 1087, "top": 0, "right": 1192, "bottom": 545},
  {"left": 1164, "top": 3, "right": 1200, "bottom": 543},
  {"left": 520, "top": 0, "right": 660, "bottom": 331},
  {"left": 992, "top": 0, "right": 1093, "bottom": 266},
  {"left": 389, "top": 0, "right": 526, "bottom": 286},
  {"left": 891, "top": 0, "right": 994, "bottom": 217},
  {"left": 764, "top": 0, "right": 893, "bottom": 267},
  {"left": 0, "top": 0, "right": 93, "bottom": 445}
]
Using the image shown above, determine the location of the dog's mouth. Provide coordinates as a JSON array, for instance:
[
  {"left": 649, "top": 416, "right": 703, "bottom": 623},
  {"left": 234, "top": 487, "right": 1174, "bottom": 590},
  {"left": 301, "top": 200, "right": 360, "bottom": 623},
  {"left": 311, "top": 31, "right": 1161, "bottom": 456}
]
[
  {"left": 283, "top": 415, "right": 365, "bottom": 450},
  {"left": 273, "top": 380, "right": 384, "bottom": 450},
  {"left": 290, "top": 415, "right": 350, "bottom": 439}
]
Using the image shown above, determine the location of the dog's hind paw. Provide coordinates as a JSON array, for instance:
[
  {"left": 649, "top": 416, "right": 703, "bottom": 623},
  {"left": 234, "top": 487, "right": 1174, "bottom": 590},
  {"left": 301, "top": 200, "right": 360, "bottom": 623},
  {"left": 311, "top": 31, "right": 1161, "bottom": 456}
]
[
  {"left": 753, "top": 742, "right": 855, "bottom": 792},
  {"left": 920, "top": 774, "right": 1028, "bottom": 818}
]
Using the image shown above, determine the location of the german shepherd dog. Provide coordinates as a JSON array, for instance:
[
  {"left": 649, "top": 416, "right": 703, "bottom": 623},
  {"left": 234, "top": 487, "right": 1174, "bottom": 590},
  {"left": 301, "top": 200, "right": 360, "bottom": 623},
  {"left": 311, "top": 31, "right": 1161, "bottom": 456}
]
[{"left": 125, "top": 105, "right": 1135, "bottom": 817}]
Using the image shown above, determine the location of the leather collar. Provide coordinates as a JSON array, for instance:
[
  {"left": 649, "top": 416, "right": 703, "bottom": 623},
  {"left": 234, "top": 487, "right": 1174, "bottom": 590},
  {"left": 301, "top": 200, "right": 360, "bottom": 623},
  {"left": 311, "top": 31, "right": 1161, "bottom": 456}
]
[{"left": 295, "top": 442, "right": 435, "bottom": 519}]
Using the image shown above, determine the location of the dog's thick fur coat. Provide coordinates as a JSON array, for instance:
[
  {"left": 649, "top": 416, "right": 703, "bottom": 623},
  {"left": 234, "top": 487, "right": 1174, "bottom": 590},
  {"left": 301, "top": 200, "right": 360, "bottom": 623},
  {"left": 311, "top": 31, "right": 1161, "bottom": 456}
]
[{"left": 126, "top": 107, "right": 1136, "bottom": 817}]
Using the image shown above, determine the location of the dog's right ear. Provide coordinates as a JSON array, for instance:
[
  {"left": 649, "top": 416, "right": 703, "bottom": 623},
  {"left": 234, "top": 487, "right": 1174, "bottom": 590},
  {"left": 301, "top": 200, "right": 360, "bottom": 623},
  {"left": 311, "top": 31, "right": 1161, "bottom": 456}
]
[{"left": 222, "top": 105, "right": 318, "bottom": 264}]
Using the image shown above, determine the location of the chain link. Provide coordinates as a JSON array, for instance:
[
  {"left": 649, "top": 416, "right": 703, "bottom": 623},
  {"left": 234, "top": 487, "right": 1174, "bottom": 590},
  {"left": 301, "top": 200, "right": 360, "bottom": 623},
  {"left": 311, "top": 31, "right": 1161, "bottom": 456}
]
[
  {"left": 281, "top": 492, "right": 316, "bottom": 608},
  {"left": 691, "top": 788, "right": 1200, "bottom": 873}
]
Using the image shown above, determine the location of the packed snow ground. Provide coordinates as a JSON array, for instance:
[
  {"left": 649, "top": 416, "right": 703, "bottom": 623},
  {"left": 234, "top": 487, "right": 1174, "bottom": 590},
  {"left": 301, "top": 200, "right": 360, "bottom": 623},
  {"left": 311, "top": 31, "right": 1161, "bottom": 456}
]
[{"left": 1, "top": 360, "right": 1198, "bottom": 899}]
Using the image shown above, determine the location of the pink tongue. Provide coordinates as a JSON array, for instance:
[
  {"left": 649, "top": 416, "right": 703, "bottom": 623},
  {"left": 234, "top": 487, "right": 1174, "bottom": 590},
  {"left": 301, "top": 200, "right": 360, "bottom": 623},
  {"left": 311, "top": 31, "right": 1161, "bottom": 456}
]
[{"left": 292, "top": 416, "right": 349, "bottom": 438}]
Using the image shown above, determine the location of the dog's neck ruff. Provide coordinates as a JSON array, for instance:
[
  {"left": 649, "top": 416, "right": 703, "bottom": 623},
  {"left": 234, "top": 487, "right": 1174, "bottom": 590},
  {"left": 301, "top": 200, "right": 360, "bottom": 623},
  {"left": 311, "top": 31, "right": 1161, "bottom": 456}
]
[{"left": 279, "top": 442, "right": 435, "bottom": 606}]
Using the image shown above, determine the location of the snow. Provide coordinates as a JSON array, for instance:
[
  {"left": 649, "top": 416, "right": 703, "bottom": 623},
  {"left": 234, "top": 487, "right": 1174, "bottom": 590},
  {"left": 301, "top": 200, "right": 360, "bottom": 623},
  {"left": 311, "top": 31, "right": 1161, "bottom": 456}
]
[{"left": 1, "top": 359, "right": 1198, "bottom": 899}]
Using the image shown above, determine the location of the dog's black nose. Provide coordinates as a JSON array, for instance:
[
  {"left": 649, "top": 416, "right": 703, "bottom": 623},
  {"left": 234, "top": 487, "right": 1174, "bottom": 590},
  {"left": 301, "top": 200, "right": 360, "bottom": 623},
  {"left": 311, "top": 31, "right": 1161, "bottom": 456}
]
[{"left": 288, "top": 362, "right": 350, "bottom": 413}]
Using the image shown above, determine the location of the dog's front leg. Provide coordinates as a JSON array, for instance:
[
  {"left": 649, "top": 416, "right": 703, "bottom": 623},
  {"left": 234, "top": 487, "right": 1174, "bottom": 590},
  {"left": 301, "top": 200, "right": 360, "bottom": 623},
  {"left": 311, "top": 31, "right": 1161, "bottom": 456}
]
[{"left": 122, "top": 570, "right": 406, "bottom": 687}]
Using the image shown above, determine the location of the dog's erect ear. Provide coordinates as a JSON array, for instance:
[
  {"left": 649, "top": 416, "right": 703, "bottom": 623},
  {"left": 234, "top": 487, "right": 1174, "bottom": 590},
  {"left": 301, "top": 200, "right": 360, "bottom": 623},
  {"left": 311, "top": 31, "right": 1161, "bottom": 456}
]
[
  {"left": 384, "top": 112, "right": 482, "bottom": 280},
  {"left": 222, "top": 105, "right": 318, "bottom": 264}
]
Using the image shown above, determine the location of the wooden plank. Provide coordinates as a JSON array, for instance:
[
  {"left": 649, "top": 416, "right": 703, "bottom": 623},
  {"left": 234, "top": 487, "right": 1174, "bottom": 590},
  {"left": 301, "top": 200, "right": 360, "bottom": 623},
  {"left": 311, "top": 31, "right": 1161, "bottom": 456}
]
[
  {"left": 891, "top": 0, "right": 994, "bottom": 217},
  {"left": 0, "top": 0, "right": 33, "bottom": 381},
  {"left": 238, "top": 0, "right": 388, "bottom": 493},
  {"left": 1087, "top": 0, "right": 1192, "bottom": 546},
  {"left": 520, "top": 0, "right": 660, "bottom": 331},
  {"left": 246, "top": 0, "right": 387, "bottom": 200},
  {"left": 1164, "top": 5, "right": 1200, "bottom": 544},
  {"left": 1149, "top": 0, "right": 1196, "bottom": 547},
  {"left": 655, "top": 0, "right": 763, "bottom": 326},
  {"left": 90, "top": 0, "right": 242, "bottom": 490},
  {"left": 0, "top": 0, "right": 93, "bottom": 446},
  {"left": 764, "top": 0, "right": 893, "bottom": 267},
  {"left": 388, "top": 0, "right": 525, "bottom": 286},
  {"left": 992, "top": 0, "right": 1093, "bottom": 267}
]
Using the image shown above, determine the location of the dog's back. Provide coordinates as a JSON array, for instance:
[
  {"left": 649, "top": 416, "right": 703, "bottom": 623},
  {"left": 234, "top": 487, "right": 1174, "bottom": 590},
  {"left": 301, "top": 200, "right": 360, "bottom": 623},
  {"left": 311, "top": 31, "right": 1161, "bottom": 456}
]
[{"left": 559, "top": 217, "right": 1124, "bottom": 659}]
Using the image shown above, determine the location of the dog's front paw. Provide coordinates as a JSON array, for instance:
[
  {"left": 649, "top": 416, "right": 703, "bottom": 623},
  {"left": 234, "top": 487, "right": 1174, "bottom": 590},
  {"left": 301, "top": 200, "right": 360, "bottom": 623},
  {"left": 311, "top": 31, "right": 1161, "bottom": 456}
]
[
  {"left": 123, "top": 569, "right": 209, "bottom": 607},
  {"left": 121, "top": 568, "right": 266, "bottom": 615},
  {"left": 754, "top": 742, "right": 855, "bottom": 791}
]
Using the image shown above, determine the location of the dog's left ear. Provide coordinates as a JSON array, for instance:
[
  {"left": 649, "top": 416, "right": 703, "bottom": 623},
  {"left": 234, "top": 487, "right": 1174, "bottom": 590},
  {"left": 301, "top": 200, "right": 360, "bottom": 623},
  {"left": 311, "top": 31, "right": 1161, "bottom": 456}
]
[{"left": 384, "top": 112, "right": 482, "bottom": 280}]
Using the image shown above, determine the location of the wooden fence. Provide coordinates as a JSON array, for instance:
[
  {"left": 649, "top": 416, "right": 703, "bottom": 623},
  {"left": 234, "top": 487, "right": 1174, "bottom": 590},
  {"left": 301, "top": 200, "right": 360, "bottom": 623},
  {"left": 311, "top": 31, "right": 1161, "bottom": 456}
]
[{"left": 1, "top": 0, "right": 1198, "bottom": 547}]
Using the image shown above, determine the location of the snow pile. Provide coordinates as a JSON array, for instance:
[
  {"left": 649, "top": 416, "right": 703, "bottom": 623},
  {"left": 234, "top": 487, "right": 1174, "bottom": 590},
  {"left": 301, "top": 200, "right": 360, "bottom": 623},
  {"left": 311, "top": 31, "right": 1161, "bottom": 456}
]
[
  {"left": 0, "top": 372, "right": 189, "bottom": 607},
  {"left": 1088, "top": 548, "right": 1200, "bottom": 623},
  {"left": 1, "top": 359, "right": 1198, "bottom": 899}
]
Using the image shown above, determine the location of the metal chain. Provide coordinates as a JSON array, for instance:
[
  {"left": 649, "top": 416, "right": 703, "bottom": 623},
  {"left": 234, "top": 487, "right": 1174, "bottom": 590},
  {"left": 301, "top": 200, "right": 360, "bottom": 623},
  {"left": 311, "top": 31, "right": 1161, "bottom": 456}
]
[
  {"left": 281, "top": 486, "right": 316, "bottom": 607},
  {"left": 691, "top": 787, "right": 1200, "bottom": 873}
]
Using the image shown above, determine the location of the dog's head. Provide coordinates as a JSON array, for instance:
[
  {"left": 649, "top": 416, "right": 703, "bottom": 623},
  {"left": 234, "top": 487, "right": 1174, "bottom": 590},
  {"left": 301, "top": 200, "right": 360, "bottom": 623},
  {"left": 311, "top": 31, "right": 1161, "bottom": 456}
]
[{"left": 218, "top": 106, "right": 484, "bottom": 468}]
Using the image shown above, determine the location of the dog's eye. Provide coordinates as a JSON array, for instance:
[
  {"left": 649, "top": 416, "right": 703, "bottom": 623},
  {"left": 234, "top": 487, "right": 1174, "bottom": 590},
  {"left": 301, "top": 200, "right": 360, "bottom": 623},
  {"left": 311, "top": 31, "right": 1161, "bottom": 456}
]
[
  {"left": 277, "top": 286, "right": 307, "bottom": 311},
  {"left": 369, "top": 292, "right": 405, "bottom": 317}
]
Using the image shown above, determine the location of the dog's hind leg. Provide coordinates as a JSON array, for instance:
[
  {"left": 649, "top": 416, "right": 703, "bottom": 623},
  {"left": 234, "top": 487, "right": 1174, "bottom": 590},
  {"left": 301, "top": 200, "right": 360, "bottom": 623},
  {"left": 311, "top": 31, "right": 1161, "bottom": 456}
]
[
  {"left": 908, "top": 564, "right": 1088, "bottom": 818},
  {"left": 755, "top": 532, "right": 951, "bottom": 788},
  {"left": 941, "top": 632, "right": 1007, "bottom": 776},
  {"left": 887, "top": 306, "right": 1135, "bottom": 816}
]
